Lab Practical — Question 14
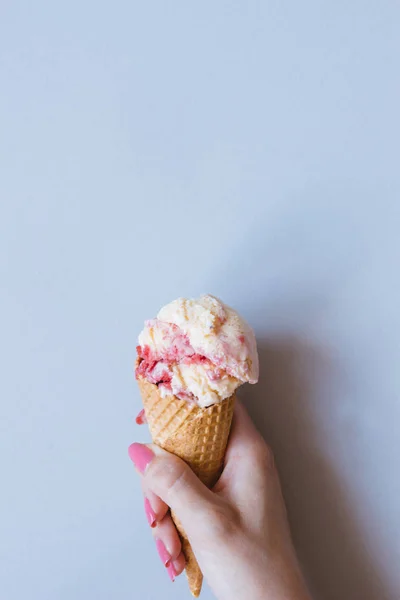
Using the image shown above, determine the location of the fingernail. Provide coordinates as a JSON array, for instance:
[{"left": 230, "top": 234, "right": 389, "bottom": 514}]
[
  {"left": 167, "top": 562, "right": 177, "bottom": 582},
  {"left": 155, "top": 538, "right": 171, "bottom": 567},
  {"left": 135, "top": 409, "right": 147, "bottom": 425},
  {"left": 144, "top": 497, "right": 157, "bottom": 528},
  {"left": 128, "top": 443, "right": 154, "bottom": 474}
]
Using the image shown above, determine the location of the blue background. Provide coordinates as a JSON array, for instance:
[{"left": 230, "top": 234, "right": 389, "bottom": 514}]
[{"left": 1, "top": 2, "right": 399, "bottom": 599}]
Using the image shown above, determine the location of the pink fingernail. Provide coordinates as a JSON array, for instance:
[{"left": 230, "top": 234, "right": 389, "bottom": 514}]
[
  {"left": 144, "top": 497, "right": 157, "bottom": 528},
  {"left": 135, "top": 409, "right": 147, "bottom": 425},
  {"left": 128, "top": 443, "right": 154, "bottom": 474},
  {"left": 155, "top": 538, "right": 171, "bottom": 567},
  {"left": 167, "top": 562, "right": 177, "bottom": 582}
]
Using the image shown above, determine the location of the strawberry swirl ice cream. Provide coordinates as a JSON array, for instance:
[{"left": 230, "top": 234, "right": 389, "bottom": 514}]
[{"left": 136, "top": 295, "right": 258, "bottom": 408}]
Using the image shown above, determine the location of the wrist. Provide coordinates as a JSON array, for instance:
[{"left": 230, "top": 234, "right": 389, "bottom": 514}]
[{"left": 207, "top": 542, "right": 311, "bottom": 600}]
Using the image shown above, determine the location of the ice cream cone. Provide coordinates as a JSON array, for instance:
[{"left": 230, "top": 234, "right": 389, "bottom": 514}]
[
  {"left": 134, "top": 295, "right": 258, "bottom": 595},
  {"left": 136, "top": 373, "right": 235, "bottom": 597}
]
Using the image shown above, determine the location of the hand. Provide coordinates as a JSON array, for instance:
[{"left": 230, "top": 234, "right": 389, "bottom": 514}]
[{"left": 129, "top": 402, "right": 311, "bottom": 600}]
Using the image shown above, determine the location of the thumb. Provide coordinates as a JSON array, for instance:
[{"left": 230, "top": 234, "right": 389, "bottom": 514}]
[
  {"left": 128, "top": 443, "right": 219, "bottom": 542},
  {"left": 216, "top": 400, "right": 276, "bottom": 502}
]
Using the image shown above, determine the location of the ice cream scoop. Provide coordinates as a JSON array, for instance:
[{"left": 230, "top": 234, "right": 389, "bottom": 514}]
[{"left": 136, "top": 294, "right": 259, "bottom": 408}]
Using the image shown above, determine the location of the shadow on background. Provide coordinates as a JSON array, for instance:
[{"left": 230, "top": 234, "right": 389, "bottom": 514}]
[{"left": 243, "top": 338, "right": 390, "bottom": 600}]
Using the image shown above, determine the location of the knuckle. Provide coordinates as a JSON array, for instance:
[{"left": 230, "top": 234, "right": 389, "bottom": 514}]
[
  {"left": 147, "top": 455, "right": 189, "bottom": 501},
  {"left": 250, "top": 440, "right": 275, "bottom": 473}
]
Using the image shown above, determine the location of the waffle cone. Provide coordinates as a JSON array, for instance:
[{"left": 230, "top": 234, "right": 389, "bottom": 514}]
[{"left": 136, "top": 375, "right": 235, "bottom": 597}]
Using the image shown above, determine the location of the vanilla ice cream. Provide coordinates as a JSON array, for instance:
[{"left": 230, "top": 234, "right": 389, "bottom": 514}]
[{"left": 136, "top": 295, "right": 259, "bottom": 408}]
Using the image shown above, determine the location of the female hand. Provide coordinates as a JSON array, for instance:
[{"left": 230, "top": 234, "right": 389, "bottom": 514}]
[{"left": 129, "top": 402, "right": 311, "bottom": 600}]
